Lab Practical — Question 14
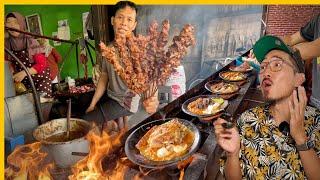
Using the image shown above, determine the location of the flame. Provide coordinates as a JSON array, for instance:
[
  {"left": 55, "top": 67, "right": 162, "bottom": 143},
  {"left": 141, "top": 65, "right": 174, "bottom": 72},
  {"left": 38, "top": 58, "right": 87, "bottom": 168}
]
[
  {"left": 132, "top": 165, "right": 163, "bottom": 180},
  {"left": 68, "top": 122, "right": 195, "bottom": 180},
  {"left": 69, "top": 126, "right": 128, "bottom": 180},
  {"left": 5, "top": 142, "right": 54, "bottom": 180},
  {"left": 178, "top": 156, "right": 194, "bottom": 180},
  {"left": 132, "top": 157, "right": 193, "bottom": 179}
]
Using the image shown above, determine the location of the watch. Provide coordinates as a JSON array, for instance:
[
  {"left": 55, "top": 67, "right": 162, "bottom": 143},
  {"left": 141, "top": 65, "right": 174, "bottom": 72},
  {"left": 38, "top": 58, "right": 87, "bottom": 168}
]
[{"left": 295, "top": 139, "right": 315, "bottom": 151}]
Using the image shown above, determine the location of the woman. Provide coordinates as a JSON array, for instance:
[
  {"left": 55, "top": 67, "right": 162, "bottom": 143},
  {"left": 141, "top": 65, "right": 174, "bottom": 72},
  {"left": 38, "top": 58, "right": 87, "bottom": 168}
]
[
  {"left": 5, "top": 12, "right": 52, "bottom": 100},
  {"left": 38, "top": 38, "right": 62, "bottom": 83}
]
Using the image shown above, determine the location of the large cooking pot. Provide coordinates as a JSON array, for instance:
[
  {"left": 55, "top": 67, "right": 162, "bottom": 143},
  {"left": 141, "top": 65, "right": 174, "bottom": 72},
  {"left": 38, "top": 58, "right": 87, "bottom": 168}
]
[{"left": 33, "top": 118, "right": 91, "bottom": 168}]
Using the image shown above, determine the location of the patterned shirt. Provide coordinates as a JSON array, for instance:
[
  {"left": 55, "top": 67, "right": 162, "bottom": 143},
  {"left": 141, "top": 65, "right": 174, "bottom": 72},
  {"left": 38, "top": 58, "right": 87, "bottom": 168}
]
[{"left": 220, "top": 105, "right": 320, "bottom": 179}]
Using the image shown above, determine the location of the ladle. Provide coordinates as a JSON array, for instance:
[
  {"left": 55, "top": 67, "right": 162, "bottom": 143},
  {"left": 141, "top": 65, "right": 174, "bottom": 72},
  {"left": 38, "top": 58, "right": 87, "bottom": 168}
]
[{"left": 66, "top": 98, "right": 71, "bottom": 138}]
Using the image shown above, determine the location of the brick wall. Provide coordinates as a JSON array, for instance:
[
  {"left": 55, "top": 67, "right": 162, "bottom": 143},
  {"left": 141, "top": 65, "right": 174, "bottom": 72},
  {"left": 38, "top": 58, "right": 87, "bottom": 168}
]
[{"left": 265, "top": 5, "right": 320, "bottom": 36}]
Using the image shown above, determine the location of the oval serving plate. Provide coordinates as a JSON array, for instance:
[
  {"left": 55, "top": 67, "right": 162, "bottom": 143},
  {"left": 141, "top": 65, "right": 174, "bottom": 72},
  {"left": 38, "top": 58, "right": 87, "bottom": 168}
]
[{"left": 125, "top": 118, "right": 201, "bottom": 169}]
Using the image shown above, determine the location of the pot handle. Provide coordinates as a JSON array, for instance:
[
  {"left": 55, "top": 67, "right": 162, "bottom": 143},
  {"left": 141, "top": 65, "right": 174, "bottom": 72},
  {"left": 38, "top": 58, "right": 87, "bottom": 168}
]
[{"left": 71, "top": 152, "right": 88, "bottom": 156}]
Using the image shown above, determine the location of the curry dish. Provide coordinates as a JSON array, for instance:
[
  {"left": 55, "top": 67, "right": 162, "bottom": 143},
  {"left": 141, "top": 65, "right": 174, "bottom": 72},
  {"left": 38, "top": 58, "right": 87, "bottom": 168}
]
[
  {"left": 220, "top": 71, "right": 246, "bottom": 81},
  {"left": 210, "top": 82, "right": 239, "bottom": 94},
  {"left": 187, "top": 97, "right": 224, "bottom": 115},
  {"left": 229, "top": 61, "right": 252, "bottom": 72},
  {"left": 136, "top": 119, "right": 195, "bottom": 161}
]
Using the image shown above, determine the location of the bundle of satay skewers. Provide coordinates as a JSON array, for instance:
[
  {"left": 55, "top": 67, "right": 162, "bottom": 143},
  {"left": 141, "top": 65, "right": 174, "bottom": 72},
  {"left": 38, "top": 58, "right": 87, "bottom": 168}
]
[{"left": 100, "top": 19, "right": 196, "bottom": 101}]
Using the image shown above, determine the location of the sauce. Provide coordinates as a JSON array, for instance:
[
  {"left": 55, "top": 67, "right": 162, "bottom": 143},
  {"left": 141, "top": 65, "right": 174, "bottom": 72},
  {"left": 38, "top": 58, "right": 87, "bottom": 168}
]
[
  {"left": 44, "top": 131, "right": 87, "bottom": 142},
  {"left": 183, "top": 131, "right": 194, "bottom": 146},
  {"left": 138, "top": 130, "right": 195, "bottom": 161}
]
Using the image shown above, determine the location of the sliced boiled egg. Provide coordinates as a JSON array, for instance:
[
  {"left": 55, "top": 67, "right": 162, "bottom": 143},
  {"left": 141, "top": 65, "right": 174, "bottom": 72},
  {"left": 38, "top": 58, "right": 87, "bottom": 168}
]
[
  {"left": 157, "top": 147, "right": 170, "bottom": 158},
  {"left": 203, "top": 103, "right": 220, "bottom": 114},
  {"left": 173, "top": 144, "right": 188, "bottom": 153}
]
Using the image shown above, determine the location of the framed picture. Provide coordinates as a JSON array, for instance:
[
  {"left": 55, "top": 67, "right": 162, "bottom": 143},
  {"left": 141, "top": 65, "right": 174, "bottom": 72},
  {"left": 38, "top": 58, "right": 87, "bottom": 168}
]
[
  {"left": 26, "top": 14, "right": 43, "bottom": 35},
  {"left": 82, "top": 12, "right": 89, "bottom": 39},
  {"left": 52, "top": 32, "right": 61, "bottom": 46}
]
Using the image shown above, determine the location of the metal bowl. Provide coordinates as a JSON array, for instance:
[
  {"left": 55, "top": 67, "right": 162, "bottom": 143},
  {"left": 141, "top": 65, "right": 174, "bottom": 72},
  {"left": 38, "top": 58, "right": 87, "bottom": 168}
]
[
  {"left": 182, "top": 95, "right": 228, "bottom": 119},
  {"left": 125, "top": 118, "right": 201, "bottom": 169}
]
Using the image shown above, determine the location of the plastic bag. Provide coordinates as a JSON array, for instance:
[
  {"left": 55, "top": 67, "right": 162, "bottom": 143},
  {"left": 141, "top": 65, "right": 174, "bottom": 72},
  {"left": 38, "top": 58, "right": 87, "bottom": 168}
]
[{"left": 14, "top": 82, "right": 27, "bottom": 94}]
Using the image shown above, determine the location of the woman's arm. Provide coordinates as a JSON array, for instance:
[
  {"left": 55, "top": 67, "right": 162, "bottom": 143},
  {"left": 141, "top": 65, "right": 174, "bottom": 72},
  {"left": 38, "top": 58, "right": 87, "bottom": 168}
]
[
  {"left": 32, "top": 53, "right": 47, "bottom": 74},
  {"left": 12, "top": 53, "right": 45, "bottom": 82},
  {"left": 51, "top": 48, "right": 62, "bottom": 63}
]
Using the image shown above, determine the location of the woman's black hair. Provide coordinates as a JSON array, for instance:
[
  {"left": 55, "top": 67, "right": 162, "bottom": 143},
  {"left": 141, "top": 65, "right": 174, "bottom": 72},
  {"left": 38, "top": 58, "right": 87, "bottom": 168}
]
[
  {"left": 112, "top": 1, "right": 138, "bottom": 17},
  {"left": 108, "top": 1, "right": 138, "bottom": 41}
]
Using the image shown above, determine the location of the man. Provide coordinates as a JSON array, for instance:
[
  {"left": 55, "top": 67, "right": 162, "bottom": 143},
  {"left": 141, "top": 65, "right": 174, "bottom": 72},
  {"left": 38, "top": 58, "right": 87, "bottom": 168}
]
[
  {"left": 84, "top": 1, "right": 159, "bottom": 128},
  {"left": 214, "top": 35, "right": 320, "bottom": 179},
  {"left": 282, "top": 14, "right": 320, "bottom": 110}
]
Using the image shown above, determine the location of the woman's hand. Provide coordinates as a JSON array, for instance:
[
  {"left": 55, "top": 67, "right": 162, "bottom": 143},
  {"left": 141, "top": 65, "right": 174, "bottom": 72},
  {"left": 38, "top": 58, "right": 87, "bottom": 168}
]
[
  {"left": 289, "top": 86, "right": 308, "bottom": 144},
  {"left": 13, "top": 71, "right": 26, "bottom": 82},
  {"left": 214, "top": 118, "right": 241, "bottom": 156}
]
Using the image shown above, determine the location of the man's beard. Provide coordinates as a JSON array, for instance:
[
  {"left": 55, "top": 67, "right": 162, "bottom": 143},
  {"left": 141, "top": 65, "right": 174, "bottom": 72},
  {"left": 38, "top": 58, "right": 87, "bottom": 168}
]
[
  {"left": 265, "top": 98, "right": 276, "bottom": 105},
  {"left": 263, "top": 93, "right": 291, "bottom": 105}
]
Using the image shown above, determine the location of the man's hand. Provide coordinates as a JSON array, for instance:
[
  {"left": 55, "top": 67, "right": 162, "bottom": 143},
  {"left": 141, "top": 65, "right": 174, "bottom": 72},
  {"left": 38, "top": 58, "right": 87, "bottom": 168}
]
[
  {"left": 85, "top": 104, "right": 96, "bottom": 114},
  {"left": 280, "top": 32, "right": 306, "bottom": 46},
  {"left": 289, "top": 86, "right": 308, "bottom": 144},
  {"left": 143, "top": 95, "right": 159, "bottom": 114},
  {"left": 13, "top": 71, "right": 26, "bottom": 82},
  {"left": 214, "top": 118, "right": 240, "bottom": 156}
]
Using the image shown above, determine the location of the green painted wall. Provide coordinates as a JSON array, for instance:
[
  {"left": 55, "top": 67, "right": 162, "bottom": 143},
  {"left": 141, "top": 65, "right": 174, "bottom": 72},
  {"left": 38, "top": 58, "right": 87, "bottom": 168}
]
[{"left": 5, "top": 5, "right": 96, "bottom": 80}]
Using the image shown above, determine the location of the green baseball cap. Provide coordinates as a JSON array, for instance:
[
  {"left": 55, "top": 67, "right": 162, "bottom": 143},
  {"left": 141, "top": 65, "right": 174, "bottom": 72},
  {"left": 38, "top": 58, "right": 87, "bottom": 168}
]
[{"left": 253, "top": 35, "right": 305, "bottom": 73}]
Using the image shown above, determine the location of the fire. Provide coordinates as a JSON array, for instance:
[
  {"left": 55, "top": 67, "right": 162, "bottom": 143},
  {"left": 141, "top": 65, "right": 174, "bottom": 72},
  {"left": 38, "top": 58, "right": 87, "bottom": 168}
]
[
  {"left": 5, "top": 120, "right": 196, "bottom": 179},
  {"left": 69, "top": 126, "right": 128, "bottom": 180},
  {"left": 178, "top": 156, "right": 194, "bottom": 180},
  {"left": 132, "top": 156, "right": 194, "bottom": 179},
  {"left": 5, "top": 142, "right": 54, "bottom": 180}
]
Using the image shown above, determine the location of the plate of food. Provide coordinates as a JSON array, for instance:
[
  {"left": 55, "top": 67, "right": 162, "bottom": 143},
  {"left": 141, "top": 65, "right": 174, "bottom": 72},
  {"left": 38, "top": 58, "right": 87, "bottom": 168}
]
[
  {"left": 205, "top": 81, "right": 240, "bottom": 95},
  {"left": 229, "top": 61, "right": 253, "bottom": 72},
  {"left": 125, "top": 118, "right": 200, "bottom": 169},
  {"left": 182, "top": 95, "right": 228, "bottom": 120},
  {"left": 219, "top": 71, "right": 247, "bottom": 82}
]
